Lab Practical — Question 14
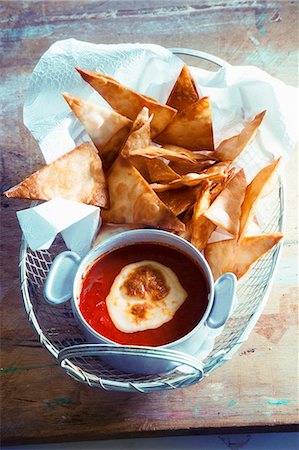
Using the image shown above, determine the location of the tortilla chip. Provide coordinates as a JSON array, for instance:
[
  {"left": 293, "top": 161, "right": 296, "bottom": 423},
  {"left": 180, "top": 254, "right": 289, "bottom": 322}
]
[
  {"left": 121, "top": 107, "right": 151, "bottom": 156},
  {"left": 166, "top": 64, "right": 200, "bottom": 111},
  {"left": 4, "top": 143, "right": 109, "bottom": 208},
  {"left": 210, "top": 168, "right": 236, "bottom": 201},
  {"left": 151, "top": 162, "right": 229, "bottom": 192},
  {"left": 169, "top": 158, "right": 216, "bottom": 175},
  {"left": 214, "top": 111, "right": 266, "bottom": 162},
  {"left": 204, "top": 169, "right": 247, "bottom": 236},
  {"left": 100, "top": 127, "right": 133, "bottom": 170},
  {"left": 205, "top": 233, "right": 283, "bottom": 280},
  {"left": 155, "top": 97, "right": 214, "bottom": 151},
  {"left": 164, "top": 146, "right": 215, "bottom": 161},
  {"left": 239, "top": 158, "right": 281, "bottom": 240},
  {"left": 62, "top": 92, "right": 132, "bottom": 152},
  {"left": 119, "top": 107, "right": 152, "bottom": 178},
  {"left": 177, "top": 205, "right": 194, "bottom": 241},
  {"left": 158, "top": 186, "right": 199, "bottom": 216},
  {"left": 101, "top": 156, "right": 184, "bottom": 233},
  {"left": 146, "top": 158, "right": 179, "bottom": 183},
  {"left": 128, "top": 145, "right": 205, "bottom": 163},
  {"left": 76, "top": 68, "right": 177, "bottom": 137},
  {"left": 189, "top": 181, "right": 216, "bottom": 251}
]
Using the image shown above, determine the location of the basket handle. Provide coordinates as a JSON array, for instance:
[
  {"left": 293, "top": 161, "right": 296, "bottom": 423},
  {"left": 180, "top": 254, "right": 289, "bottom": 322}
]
[
  {"left": 58, "top": 343, "right": 204, "bottom": 377},
  {"left": 169, "top": 48, "right": 231, "bottom": 68}
]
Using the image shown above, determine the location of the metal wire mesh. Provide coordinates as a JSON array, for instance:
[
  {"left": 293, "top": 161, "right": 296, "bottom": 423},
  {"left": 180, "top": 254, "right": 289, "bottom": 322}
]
[
  {"left": 18, "top": 49, "right": 284, "bottom": 392},
  {"left": 19, "top": 156, "right": 283, "bottom": 392}
]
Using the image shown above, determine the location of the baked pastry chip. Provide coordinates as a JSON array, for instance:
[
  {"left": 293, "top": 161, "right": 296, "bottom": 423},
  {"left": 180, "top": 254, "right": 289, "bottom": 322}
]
[
  {"left": 158, "top": 186, "right": 200, "bottom": 217},
  {"left": 76, "top": 68, "right": 177, "bottom": 138},
  {"left": 166, "top": 64, "right": 200, "bottom": 112},
  {"left": 204, "top": 169, "right": 247, "bottom": 236},
  {"left": 62, "top": 93, "right": 132, "bottom": 150},
  {"left": 146, "top": 158, "right": 179, "bottom": 183},
  {"left": 189, "top": 181, "right": 216, "bottom": 252},
  {"left": 101, "top": 156, "right": 184, "bottom": 233},
  {"left": 151, "top": 162, "right": 230, "bottom": 192},
  {"left": 155, "top": 97, "right": 214, "bottom": 151},
  {"left": 121, "top": 107, "right": 152, "bottom": 156},
  {"left": 205, "top": 233, "right": 283, "bottom": 280},
  {"left": 120, "top": 107, "right": 152, "bottom": 178},
  {"left": 239, "top": 158, "right": 281, "bottom": 240},
  {"left": 4, "top": 143, "right": 109, "bottom": 208},
  {"left": 214, "top": 111, "right": 266, "bottom": 162},
  {"left": 63, "top": 93, "right": 132, "bottom": 168}
]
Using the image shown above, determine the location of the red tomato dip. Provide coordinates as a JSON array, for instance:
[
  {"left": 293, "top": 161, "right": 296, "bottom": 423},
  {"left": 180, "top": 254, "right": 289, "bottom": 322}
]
[{"left": 79, "top": 243, "right": 209, "bottom": 346}]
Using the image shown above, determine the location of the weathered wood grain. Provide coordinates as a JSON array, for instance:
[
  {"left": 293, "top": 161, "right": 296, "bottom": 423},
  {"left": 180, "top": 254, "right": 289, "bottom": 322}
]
[{"left": 0, "top": 0, "right": 298, "bottom": 445}]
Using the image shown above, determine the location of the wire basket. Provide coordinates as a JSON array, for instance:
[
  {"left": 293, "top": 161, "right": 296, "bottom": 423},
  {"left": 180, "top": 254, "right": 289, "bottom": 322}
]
[{"left": 19, "top": 49, "right": 284, "bottom": 392}]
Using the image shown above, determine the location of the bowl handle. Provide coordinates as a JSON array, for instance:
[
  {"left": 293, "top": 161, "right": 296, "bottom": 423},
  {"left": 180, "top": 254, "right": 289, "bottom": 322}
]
[
  {"left": 206, "top": 273, "right": 237, "bottom": 329},
  {"left": 44, "top": 251, "right": 81, "bottom": 305}
]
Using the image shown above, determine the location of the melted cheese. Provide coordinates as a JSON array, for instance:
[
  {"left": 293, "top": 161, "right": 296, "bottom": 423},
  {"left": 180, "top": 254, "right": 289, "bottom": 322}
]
[{"left": 106, "top": 260, "right": 187, "bottom": 333}]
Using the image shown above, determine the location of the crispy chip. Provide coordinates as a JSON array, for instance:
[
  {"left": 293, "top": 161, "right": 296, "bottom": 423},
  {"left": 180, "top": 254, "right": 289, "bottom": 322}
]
[
  {"left": 169, "top": 158, "right": 216, "bottom": 175},
  {"left": 121, "top": 107, "right": 151, "bottom": 156},
  {"left": 120, "top": 107, "right": 152, "bottom": 178},
  {"left": 146, "top": 158, "right": 179, "bottom": 183},
  {"left": 4, "top": 143, "right": 109, "bottom": 208},
  {"left": 239, "top": 158, "right": 281, "bottom": 240},
  {"left": 205, "top": 233, "right": 283, "bottom": 280},
  {"left": 100, "top": 127, "right": 133, "bottom": 170},
  {"left": 164, "top": 145, "right": 215, "bottom": 161},
  {"left": 155, "top": 97, "right": 214, "bottom": 151},
  {"left": 128, "top": 145, "right": 205, "bottom": 163},
  {"left": 101, "top": 156, "right": 184, "bottom": 232},
  {"left": 177, "top": 205, "right": 194, "bottom": 241},
  {"left": 166, "top": 64, "right": 200, "bottom": 111},
  {"left": 158, "top": 186, "right": 199, "bottom": 216},
  {"left": 214, "top": 111, "right": 266, "bottom": 162},
  {"left": 204, "top": 169, "right": 247, "bottom": 236},
  {"left": 189, "top": 181, "right": 216, "bottom": 251},
  {"left": 210, "top": 168, "right": 236, "bottom": 201},
  {"left": 76, "top": 68, "right": 177, "bottom": 137},
  {"left": 62, "top": 92, "right": 132, "bottom": 152},
  {"left": 151, "top": 162, "right": 229, "bottom": 192}
]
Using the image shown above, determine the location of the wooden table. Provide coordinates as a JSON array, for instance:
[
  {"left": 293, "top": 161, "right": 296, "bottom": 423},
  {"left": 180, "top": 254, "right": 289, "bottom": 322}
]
[{"left": 1, "top": 1, "right": 298, "bottom": 445}]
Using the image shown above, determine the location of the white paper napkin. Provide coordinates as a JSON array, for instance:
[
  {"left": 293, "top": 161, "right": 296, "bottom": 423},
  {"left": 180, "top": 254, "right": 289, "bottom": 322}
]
[{"left": 17, "top": 199, "right": 100, "bottom": 256}]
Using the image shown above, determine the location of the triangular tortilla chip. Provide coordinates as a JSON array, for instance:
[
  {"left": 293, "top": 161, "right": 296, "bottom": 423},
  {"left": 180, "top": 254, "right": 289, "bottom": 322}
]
[
  {"left": 189, "top": 181, "right": 216, "bottom": 252},
  {"left": 165, "top": 145, "right": 215, "bottom": 161},
  {"left": 166, "top": 64, "right": 200, "bottom": 111},
  {"left": 155, "top": 97, "right": 214, "bottom": 151},
  {"left": 121, "top": 107, "right": 151, "bottom": 156},
  {"left": 169, "top": 158, "right": 216, "bottom": 175},
  {"left": 120, "top": 107, "right": 152, "bottom": 179},
  {"left": 128, "top": 145, "right": 206, "bottom": 163},
  {"left": 214, "top": 111, "right": 266, "bottom": 162},
  {"left": 151, "top": 162, "right": 230, "bottom": 192},
  {"left": 239, "top": 158, "right": 281, "bottom": 240},
  {"left": 101, "top": 156, "right": 184, "bottom": 232},
  {"left": 205, "top": 233, "right": 283, "bottom": 280},
  {"left": 62, "top": 92, "right": 132, "bottom": 151},
  {"left": 4, "top": 143, "right": 109, "bottom": 208},
  {"left": 158, "top": 186, "right": 200, "bottom": 216},
  {"left": 76, "top": 68, "right": 177, "bottom": 137},
  {"left": 146, "top": 158, "right": 179, "bottom": 183},
  {"left": 204, "top": 169, "right": 247, "bottom": 236},
  {"left": 210, "top": 168, "right": 236, "bottom": 201}
]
